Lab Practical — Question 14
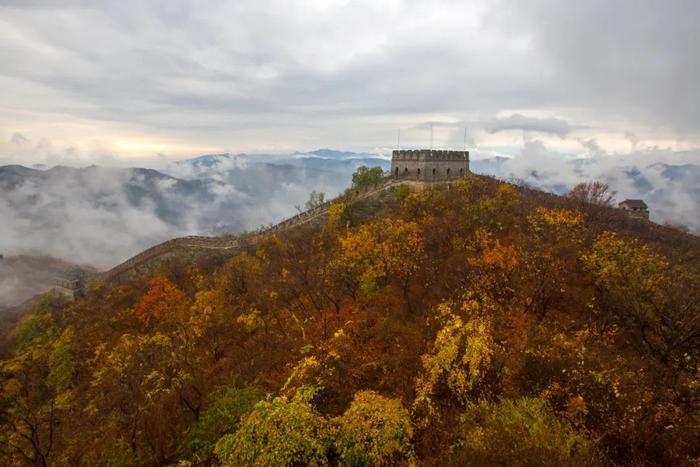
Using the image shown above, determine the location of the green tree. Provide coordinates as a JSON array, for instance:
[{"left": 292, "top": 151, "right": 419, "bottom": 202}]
[
  {"left": 181, "top": 384, "right": 261, "bottom": 463},
  {"left": 351, "top": 165, "right": 384, "bottom": 189},
  {"left": 451, "top": 398, "right": 601, "bottom": 466}
]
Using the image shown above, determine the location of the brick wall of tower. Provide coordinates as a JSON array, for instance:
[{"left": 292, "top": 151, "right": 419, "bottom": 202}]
[{"left": 390, "top": 149, "right": 469, "bottom": 181}]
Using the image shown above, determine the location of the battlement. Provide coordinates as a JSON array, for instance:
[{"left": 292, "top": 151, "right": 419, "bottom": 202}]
[
  {"left": 391, "top": 149, "right": 469, "bottom": 181},
  {"left": 392, "top": 149, "right": 469, "bottom": 161}
]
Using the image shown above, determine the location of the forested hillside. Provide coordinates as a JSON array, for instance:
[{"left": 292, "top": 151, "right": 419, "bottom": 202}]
[{"left": 1, "top": 175, "right": 698, "bottom": 466}]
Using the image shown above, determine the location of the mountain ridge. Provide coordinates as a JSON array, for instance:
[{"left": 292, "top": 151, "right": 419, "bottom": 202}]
[{"left": 1, "top": 173, "right": 698, "bottom": 465}]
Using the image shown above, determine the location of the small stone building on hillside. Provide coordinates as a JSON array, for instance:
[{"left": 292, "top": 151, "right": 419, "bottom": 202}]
[
  {"left": 619, "top": 199, "right": 649, "bottom": 220},
  {"left": 54, "top": 268, "right": 86, "bottom": 301},
  {"left": 391, "top": 149, "right": 469, "bottom": 182}
]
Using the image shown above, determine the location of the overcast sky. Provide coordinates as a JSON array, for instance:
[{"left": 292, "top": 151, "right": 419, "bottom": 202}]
[{"left": 1, "top": 0, "right": 699, "bottom": 164}]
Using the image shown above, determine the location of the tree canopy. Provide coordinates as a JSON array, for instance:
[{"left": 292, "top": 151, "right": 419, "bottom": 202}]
[
  {"left": 351, "top": 165, "right": 384, "bottom": 189},
  {"left": 1, "top": 174, "right": 698, "bottom": 465}
]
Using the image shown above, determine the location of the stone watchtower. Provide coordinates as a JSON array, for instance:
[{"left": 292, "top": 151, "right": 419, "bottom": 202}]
[
  {"left": 618, "top": 199, "right": 650, "bottom": 220},
  {"left": 391, "top": 149, "right": 469, "bottom": 182},
  {"left": 54, "top": 268, "right": 86, "bottom": 300}
]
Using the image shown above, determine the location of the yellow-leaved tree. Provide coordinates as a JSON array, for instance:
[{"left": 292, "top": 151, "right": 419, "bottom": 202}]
[
  {"left": 331, "top": 218, "right": 424, "bottom": 301},
  {"left": 335, "top": 390, "right": 414, "bottom": 466},
  {"left": 581, "top": 231, "right": 700, "bottom": 371},
  {"left": 415, "top": 294, "right": 498, "bottom": 417},
  {"left": 523, "top": 207, "right": 584, "bottom": 318}
]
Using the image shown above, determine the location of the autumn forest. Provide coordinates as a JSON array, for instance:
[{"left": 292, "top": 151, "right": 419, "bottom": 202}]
[{"left": 1, "top": 174, "right": 699, "bottom": 466}]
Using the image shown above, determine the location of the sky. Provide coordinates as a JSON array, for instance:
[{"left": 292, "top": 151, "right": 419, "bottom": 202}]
[{"left": 1, "top": 0, "right": 699, "bottom": 165}]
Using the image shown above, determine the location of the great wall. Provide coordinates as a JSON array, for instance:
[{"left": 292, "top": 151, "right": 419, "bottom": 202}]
[
  {"left": 68, "top": 149, "right": 472, "bottom": 290},
  {"left": 98, "top": 177, "right": 408, "bottom": 282}
]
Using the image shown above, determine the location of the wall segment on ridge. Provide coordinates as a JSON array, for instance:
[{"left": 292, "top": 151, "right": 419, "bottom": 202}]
[{"left": 99, "top": 177, "right": 408, "bottom": 282}]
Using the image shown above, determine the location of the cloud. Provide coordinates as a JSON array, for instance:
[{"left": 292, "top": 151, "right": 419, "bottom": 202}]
[
  {"left": 0, "top": 154, "right": 368, "bottom": 270},
  {"left": 10, "top": 132, "right": 29, "bottom": 146},
  {"left": 499, "top": 0, "right": 700, "bottom": 137},
  {"left": 1, "top": 0, "right": 697, "bottom": 156},
  {"left": 488, "top": 140, "right": 700, "bottom": 232},
  {"left": 485, "top": 114, "right": 573, "bottom": 137}
]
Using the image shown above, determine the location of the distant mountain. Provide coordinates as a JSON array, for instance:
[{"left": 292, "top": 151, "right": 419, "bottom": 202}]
[
  {"left": 167, "top": 149, "right": 390, "bottom": 181},
  {"left": 0, "top": 151, "right": 380, "bottom": 277},
  {"left": 2, "top": 147, "right": 698, "bottom": 293},
  {"left": 469, "top": 156, "right": 509, "bottom": 176},
  {"left": 295, "top": 148, "right": 381, "bottom": 159}
]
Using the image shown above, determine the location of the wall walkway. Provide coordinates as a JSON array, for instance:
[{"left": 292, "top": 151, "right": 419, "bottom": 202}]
[{"left": 100, "top": 177, "right": 405, "bottom": 281}]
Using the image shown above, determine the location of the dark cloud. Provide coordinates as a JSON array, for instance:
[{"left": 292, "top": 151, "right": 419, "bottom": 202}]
[
  {"left": 500, "top": 0, "right": 700, "bottom": 138},
  {"left": 485, "top": 114, "right": 573, "bottom": 138}
]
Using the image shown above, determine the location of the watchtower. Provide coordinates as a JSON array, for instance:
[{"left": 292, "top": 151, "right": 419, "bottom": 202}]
[
  {"left": 54, "top": 268, "right": 86, "bottom": 300},
  {"left": 391, "top": 149, "right": 469, "bottom": 182},
  {"left": 618, "top": 199, "right": 649, "bottom": 220}
]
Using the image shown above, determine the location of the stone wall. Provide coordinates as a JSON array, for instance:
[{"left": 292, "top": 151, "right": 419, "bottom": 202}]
[
  {"left": 621, "top": 208, "right": 650, "bottom": 221},
  {"left": 100, "top": 177, "right": 402, "bottom": 281},
  {"left": 391, "top": 149, "right": 469, "bottom": 182}
]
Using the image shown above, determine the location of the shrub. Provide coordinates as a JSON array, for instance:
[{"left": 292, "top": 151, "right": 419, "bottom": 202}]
[
  {"left": 181, "top": 384, "right": 261, "bottom": 463},
  {"left": 451, "top": 397, "right": 602, "bottom": 467}
]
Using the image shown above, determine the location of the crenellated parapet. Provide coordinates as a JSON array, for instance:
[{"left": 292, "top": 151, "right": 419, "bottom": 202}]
[{"left": 391, "top": 149, "right": 469, "bottom": 161}]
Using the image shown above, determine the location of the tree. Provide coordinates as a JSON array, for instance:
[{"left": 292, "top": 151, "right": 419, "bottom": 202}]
[
  {"left": 180, "top": 384, "right": 261, "bottom": 463},
  {"left": 415, "top": 296, "right": 497, "bottom": 413},
  {"left": 567, "top": 181, "right": 616, "bottom": 207},
  {"left": 351, "top": 165, "right": 384, "bottom": 189},
  {"left": 331, "top": 218, "right": 424, "bottom": 298},
  {"left": 305, "top": 190, "right": 326, "bottom": 210},
  {"left": 451, "top": 398, "right": 601, "bottom": 466},
  {"left": 581, "top": 231, "right": 700, "bottom": 370},
  {"left": 523, "top": 207, "right": 583, "bottom": 318},
  {"left": 89, "top": 333, "right": 192, "bottom": 464},
  {"left": 0, "top": 298, "right": 62, "bottom": 467},
  {"left": 335, "top": 391, "right": 414, "bottom": 466},
  {"left": 214, "top": 387, "right": 330, "bottom": 466},
  {"left": 134, "top": 275, "right": 191, "bottom": 326}
]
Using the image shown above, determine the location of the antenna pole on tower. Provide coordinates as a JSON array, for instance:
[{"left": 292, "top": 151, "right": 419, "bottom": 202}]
[
  {"left": 463, "top": 127, "right": 467, "bottom": 151},
  {"left": 430, "top": 123, "right": 434, "bottom": 150},
  {"left": 397, "top": 128, "right": 401, "bottom": 151}
]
